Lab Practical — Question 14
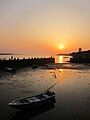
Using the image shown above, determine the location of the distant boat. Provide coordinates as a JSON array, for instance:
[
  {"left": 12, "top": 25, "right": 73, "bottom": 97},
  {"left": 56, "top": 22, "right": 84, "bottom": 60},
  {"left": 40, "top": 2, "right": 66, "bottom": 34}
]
[
  {"left": 4, "top": 67, "right": 16, "bottom": 73},
  {"left": 8, "top": 90, "right": 55, "bottom": 109}
]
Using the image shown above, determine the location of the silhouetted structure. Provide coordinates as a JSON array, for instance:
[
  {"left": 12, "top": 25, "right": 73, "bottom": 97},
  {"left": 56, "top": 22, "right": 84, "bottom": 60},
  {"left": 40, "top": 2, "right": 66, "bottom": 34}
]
[
  {"left": 79, "top": 48, "right": 82, "bottom": 52},
  {"left": 0, "top": 57, "right": 55, "bottom": 69},
  {"left": 70, "top": 49, "right": 90, "bottom": 63}
]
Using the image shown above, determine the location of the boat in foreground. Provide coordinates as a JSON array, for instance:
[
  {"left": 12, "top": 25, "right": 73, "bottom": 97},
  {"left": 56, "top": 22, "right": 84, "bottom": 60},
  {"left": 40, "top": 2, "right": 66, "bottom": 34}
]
[{"left": 8, "top": 90, "right": 55, "bottom": 109}]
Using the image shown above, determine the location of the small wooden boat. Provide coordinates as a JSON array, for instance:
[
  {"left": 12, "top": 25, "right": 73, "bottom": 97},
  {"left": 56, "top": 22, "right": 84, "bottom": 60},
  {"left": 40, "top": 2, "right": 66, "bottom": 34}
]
[{"left": 8, "top": 90, "right": 55, "bottom": 109}]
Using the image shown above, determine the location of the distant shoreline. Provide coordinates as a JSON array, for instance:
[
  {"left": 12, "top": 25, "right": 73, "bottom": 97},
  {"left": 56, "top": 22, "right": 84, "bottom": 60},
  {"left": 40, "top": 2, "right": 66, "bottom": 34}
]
[{"left": 0, "top": 53, "right": 14, "bottom": 55}]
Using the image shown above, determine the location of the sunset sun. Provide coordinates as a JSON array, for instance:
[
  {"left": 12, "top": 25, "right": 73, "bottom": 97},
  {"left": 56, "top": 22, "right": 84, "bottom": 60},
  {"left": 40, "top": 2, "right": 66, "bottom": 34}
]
[{"left": 59, "top": 45, "right": 65, "bottom": 50}]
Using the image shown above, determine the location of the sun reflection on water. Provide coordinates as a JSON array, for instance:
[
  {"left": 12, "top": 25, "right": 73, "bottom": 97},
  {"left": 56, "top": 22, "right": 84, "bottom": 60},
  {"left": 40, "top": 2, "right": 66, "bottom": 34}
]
[
  {"left": 59, "top": 69, "right": 63, "bottom": 74},
  {"left": 59, "top": 55, "right": 63, "bottom": 63}
]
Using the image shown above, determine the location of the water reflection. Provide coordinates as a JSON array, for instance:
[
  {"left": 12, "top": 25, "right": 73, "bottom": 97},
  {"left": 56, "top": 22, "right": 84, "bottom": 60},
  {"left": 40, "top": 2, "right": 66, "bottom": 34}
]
[
  {"left": 59, "top": 69, "right": 63, "bottom": 74},
  {"left": 0, "top": 59, "right": 90, "bottom": 120},
  {"left": 55, "top": 55, "right": 70, "bottom": 63},
  {"left": 10, "top": 103, "right": 55, "bottom": 120},
  {"left": 59, "top": 56, "right": 63, "bottom": 63}
]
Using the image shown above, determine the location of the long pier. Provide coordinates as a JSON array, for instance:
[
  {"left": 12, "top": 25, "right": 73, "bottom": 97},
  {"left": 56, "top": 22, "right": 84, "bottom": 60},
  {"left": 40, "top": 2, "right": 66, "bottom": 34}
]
[{"left": 0, "top": 57, "right": 55, "bottom": 69}]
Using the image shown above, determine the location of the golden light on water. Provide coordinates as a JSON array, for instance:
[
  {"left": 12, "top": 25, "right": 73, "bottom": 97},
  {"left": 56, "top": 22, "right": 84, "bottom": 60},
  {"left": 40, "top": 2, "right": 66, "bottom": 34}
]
[
  {"left": 59, "top": 69, "right": 63, "bottom": 74},
  {"left": 59, "top": 55, "right": 63, "bottom": 63}
]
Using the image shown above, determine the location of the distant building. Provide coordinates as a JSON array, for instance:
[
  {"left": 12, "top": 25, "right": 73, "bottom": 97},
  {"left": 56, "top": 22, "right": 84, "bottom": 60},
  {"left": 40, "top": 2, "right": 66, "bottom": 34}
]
[
  {"left": 70, "top": 49, "right": 90, "bottom": 63},
  {"left": 79, "top": 48, "right": 82, "bottom": 52}
]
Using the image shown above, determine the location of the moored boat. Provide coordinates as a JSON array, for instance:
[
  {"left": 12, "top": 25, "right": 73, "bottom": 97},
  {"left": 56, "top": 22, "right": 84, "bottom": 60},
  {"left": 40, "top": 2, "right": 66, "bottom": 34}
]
[{"left": 8, "top": 90, "right": 55, "bottom": 109}]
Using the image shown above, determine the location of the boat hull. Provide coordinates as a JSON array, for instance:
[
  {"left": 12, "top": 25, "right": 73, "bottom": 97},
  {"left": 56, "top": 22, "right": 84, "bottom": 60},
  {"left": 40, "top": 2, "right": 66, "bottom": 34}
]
[
  {"left": 9, "top": 99, "right": 55, "bottom": 109},
  {"left": 8, "top": 92, "right": 56, "bottom": 109}
]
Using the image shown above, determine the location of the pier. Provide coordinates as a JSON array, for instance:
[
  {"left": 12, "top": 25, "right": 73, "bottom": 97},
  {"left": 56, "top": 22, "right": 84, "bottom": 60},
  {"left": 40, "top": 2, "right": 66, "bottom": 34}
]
[{"left": 0, "top": 57, "right": 55, "bottom": 69}]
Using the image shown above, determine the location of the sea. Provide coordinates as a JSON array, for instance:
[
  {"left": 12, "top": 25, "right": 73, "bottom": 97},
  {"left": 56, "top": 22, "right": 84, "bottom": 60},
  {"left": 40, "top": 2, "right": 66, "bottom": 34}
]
[{"left": 0, "top": 54, "right": 90, "bottom": 120}]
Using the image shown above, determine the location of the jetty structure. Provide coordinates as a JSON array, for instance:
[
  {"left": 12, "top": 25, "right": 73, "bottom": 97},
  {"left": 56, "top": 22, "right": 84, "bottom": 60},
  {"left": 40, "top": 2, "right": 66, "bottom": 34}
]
[
  {"left": 70, "top": 48, "right": 90, "bottom": 63},
  {"left": 0, "top": 56, "right": 55, "bottom": 69}
]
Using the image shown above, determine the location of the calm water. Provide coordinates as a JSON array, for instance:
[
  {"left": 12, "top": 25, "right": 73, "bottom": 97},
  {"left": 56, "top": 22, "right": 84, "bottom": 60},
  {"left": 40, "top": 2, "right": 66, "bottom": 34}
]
[{"left": 0, "top": 55, "right": 90, "bottom": 120}]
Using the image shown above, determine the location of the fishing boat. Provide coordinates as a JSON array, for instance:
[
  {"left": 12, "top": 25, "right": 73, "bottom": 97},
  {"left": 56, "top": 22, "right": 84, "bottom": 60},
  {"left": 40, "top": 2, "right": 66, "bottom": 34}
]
[{"left": 8, "top": 90, "right": 55, "bottom": 109}]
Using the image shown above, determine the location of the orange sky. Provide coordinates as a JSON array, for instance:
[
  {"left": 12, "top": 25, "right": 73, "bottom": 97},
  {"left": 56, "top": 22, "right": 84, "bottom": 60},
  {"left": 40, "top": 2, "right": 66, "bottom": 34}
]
[{"left": 0, "top": 0, "right": 90, "bottom": 55}]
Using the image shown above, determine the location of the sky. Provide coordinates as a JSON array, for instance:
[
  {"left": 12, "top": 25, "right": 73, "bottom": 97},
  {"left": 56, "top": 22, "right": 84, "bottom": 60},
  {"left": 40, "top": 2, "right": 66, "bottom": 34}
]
[{"left": 0, "top": 0, "right": 90, "bottom": 55}]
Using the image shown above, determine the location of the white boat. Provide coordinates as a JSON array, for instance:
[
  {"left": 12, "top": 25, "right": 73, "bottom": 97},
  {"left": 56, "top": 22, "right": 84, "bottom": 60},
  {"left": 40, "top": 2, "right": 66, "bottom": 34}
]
[{"left": 8, "top": 90, "right": 55, "bottom": 109}]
